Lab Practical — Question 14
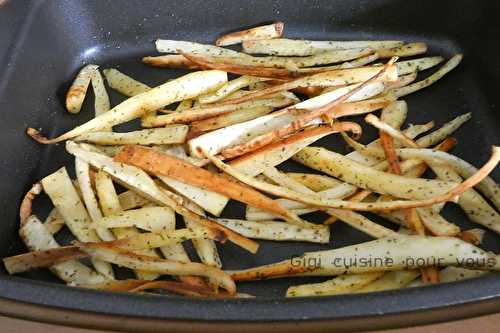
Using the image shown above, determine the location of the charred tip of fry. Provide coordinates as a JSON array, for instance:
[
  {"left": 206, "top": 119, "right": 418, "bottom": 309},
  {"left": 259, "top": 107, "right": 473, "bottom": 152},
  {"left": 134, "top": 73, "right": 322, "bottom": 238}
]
[
  {"left": 19, "top": 183, "right": 43, "bottom": 225},
  {"left": 26, "top": 127, "right": 53, "bottom": 144},
  {"left": 274, "top": 21, "right": 285, "bottom": 34}
]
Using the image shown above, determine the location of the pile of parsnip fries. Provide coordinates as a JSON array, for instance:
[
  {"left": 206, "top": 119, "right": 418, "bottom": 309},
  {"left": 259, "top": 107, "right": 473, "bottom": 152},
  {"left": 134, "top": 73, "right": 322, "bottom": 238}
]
[{"left": 5, "top": 21, "right": 500, "bottom": 298}]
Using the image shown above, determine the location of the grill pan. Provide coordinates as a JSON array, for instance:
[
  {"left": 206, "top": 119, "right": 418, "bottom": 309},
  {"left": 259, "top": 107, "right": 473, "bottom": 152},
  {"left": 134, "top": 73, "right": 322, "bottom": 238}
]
[{"left": 0, "top": 0, "right": 499, "bottom": 331}]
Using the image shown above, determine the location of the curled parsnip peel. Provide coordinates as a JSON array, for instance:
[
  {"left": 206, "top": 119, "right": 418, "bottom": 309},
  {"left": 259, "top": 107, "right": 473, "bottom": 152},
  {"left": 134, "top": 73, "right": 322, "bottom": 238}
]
[
  {"left": 27, "top": 70, "right": 228, "bottom": 144},
  {"left": 230, "top": 235, "right": 498, "bottom": 281},
  {"left": 208, "top": 146, "right": 500, "bottom": 211},
  {"left": 66, "top": 64, "right": 99, "bottom": 114},
  {"left": 113, "top": 145, "right": 312, "bottom": 229},
  {"left": 216, "top": 22, "right": 284, "bottom": 46}
]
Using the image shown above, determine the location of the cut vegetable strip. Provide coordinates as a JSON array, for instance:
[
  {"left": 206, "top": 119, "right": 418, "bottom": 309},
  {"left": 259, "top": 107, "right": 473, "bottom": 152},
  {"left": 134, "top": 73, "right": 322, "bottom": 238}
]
[
  {"left": 103, "top": 68, "right": 151, "bottom": 97},
  {"left": 114, "top": 145, "right": 311, "bottom": 228},
  {"left": 75, "top": 126, "right": 189, "bottom": 145},
  {"left": 66, "top": 64, "right": 98, "bottom": 114},
  {"left": 66, "top": 142, "right": 258, "bottom": 253},
  {"left": 392, "top": 55, "right": 463, "bottom": 97},
  {"left": 78, "top": 242, "right": 236, "bottom": 294},
  {"left": 216, "top": 22, "right": 284, "bottom": 46},
  {"left": 208, "top": 147, "right": 500, "bottom": 211},
  {"left": 242, "top": 38, "right": 403, "bottom": 56},
  {"left": 41, "top": 167, "right": 114, "bottom": 278},
  {"left": 377, "top": 42, "right": 427, "bottom": 58},
  {"left": 230, "top": 235, "right": 499, "bottom": 281},
  {"left": 95, "top": 170, "right": 160, "bottom": 280},
  {"left": 287, "top": 272, "right": 384, "bottom": 297},
  {"left": 8, "top": 215, "right": 107, "bottom": 284},
  {"left": 28, "top": 70, "right": 228, "bottom": 144},
  {"left": 217, "top": 65, "right": 398, "bottom": 106},
  {"left": 198, "top": 76, "right": 269, "bottom": 104},
  {"left": 215, "top": 219, "right": 329, "bottom": 243},
  {"left": 189, "top": 81, "right": 384, "bottom": 158},
  {"left": 89, "top": 207, "right": 175, "bottom": 232},
  {"left": 143, "top": 94, "right": 296, "bottom": 127},
  {"left": 91, "top": 69, "right": 111, "bottom": 117},
  {"left": 156, "top": 39, "right": 243, "bottom": 57}
]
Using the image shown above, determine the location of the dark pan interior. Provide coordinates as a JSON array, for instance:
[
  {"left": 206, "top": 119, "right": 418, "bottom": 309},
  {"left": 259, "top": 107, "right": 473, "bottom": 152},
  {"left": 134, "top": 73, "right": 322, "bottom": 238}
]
[{"left": 0, "top": 0, "right": 499, "bottom": 330}]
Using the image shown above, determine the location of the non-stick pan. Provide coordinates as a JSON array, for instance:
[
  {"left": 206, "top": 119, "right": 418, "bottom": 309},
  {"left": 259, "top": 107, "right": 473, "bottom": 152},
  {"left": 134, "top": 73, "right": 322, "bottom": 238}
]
[{"left": 0, "top": 0, "right": 499, "bottom": 332}]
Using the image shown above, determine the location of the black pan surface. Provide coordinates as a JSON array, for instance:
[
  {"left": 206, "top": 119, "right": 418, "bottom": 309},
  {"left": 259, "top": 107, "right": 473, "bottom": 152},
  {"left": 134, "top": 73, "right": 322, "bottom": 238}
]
[{"left": 0, "top": 0, "right": 499, "bottom": 331}]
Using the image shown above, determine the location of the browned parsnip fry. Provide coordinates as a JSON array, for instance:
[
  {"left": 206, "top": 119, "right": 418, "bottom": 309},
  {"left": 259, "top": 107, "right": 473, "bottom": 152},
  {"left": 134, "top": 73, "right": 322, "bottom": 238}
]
[
  {"left": 220, "top": 58, "right": 396, "bottom": 159},
  {"left": 114, "top": 145, "right": 311, "bottom": 228},
  {"left": 3, "top": 246, "right": 85, "bottom": 274},
  {"left": 217, "top": 65, "right": 398, "bottom": 106},
  {"left": 366, "top": 113, "right": 419, "bottom": 148},
  {"left": 385, "top": 72, "right": 417, "bottom": 90},
  {"left": 189, "top": 105, "right": 274, "bottom": 135},
  {"left": 66, "top": 64, "right": 99, "bottom": 114},
  {"left": 459, "top": 229, "right": 486, "bottom": 246},
  {"left": 19, "top": 183, "right": 42, "bottom": 226},
  {"left": 230, "top": 125, "right": 345, "bottom": 177},
  {"left": 181, "top": 52, "right": 303, "bottom": 79},
  {"left": 143, "top": 94, "right": 295, "bottom": 127},
  {"left": 216, "top": 22, "right": 284, "bottom": 46},
  {"left": 142, "top": 55, "right": 202, "bottom": 69}
]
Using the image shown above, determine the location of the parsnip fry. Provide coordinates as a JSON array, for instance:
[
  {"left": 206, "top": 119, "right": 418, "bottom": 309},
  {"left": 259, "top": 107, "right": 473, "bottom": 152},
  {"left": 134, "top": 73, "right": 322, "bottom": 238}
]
[
  {"left": 230, "top": 125, "right": 349, "bottom": 177},
  {"left": 95, "top": 170, "right": 160, "bottom": 280},
  {"left": 396, "top": 56, "right": 444, "bottom": 75},
  {"left": 66, "top": 64, "right": 98, "bottom": 114},
  {"left": 230, "top": 235, "right": 498, "bottom": 281},
  {"left": 10, "top": 215, "right": 107, "bottom": 284},
  {"left": 188, "top": 81, "right": 385, "bottom": 158},
  {"left": 287, "top": 272, "right": 384, "bottom": 297},
  {"left": 286, "top": 173, "right": 342, "bottom": 192},
  {"left": 41, "top": 167, "right": 114, "bottom": 278},
  {"left": 90, "top": 207, "right": 175, "bottom": 232},
  {"left": 190, "top": 105, "right": 274, "bottom": 134},
  {"left": 198, "top": 76, "right": 269, "bottom": 104},
  {"left": 114, "top": 145, "right": 310, "bottom": 228},
  {"left": 44, "top": 208, "right": 65, "bottom": 235},
  {"left": 103, "top": 68, "right": 151, "bottom": 97},
  {"left": 19, "top": 183, "right": 42, "bottom": 225},
  {"left": 75, "top": 126, "right": 188, "bottom": 145},
  {"left": 429, "top": 162, "right": 500, "bottom": 234},
  {"left": 209, "top": 147, "right": 500, "bottom": 211},
  {"left": 155, "top": 39, "right": 243, "bottom": 57},
  {"left": 91, "top": 69, "right": 111, "bottom": 117},
  {"left": 215, "top": 219, "right": 329, "bottom": 243},
  {"left": 242, "top": 38, "right": 403, "bottom": 56},
  {"left": 143, "top": 94, "right": 296, "bottom": 127},
  {"left": 355, "top": 270, "right": 420, "bottom": 293},
  {"left": 159, "top": 176, "right": 228, "bottom": 216},
  {"left": 142, "top": 55, "right": 202, "bottom": 69},
  {"left": 377, "top": 42, "right": 427, "bottom": 58},
  {"left": 78, "top": 242, "right": 236, "bottom": 294},
  {"left": 218, "top": 66, "right": 398, "bottom": 106},
  {"left": 392, "top": 55, "right": 463, "bottom": 97},
  {"left": 28, "top": 70, "right": 228, "bottom": 144},
  {"left": 66, "top": 142, "right": 259, "bottom": 253},
  {"left": 216, "top": 22, "right": 284, "bottom": 46}
]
